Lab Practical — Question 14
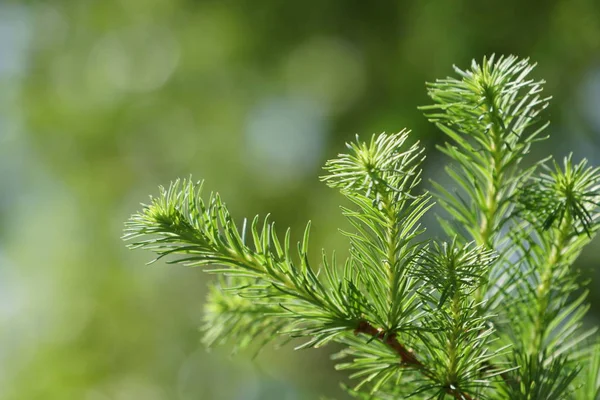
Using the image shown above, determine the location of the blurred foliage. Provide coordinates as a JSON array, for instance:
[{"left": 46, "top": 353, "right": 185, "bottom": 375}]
[{"left": 1, "top": 0, "right": 600, "bottom": 398}]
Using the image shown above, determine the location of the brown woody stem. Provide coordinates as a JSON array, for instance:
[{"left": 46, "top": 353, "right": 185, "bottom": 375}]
[{"left": 354, "top": 320, "right": 474, "bottom": 400}]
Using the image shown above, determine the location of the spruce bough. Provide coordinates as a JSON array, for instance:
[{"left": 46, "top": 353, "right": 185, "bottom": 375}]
[{"left": 123, "top": 55, "right": 600, "bottom": 399}]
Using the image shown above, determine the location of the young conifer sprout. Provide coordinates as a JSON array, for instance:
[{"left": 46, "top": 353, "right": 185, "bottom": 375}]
[{"left": 124, "top": 55, "right": 600, "bottom": 399}]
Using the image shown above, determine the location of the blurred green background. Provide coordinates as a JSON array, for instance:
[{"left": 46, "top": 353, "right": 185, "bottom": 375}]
[{"left": 1, "top": 0, "right": 600, "bottom": 399}]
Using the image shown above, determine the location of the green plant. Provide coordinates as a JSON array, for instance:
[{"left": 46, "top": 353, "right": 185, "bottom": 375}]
[{"left": 123, "top": 55, "right": 600, "bottom": 399}]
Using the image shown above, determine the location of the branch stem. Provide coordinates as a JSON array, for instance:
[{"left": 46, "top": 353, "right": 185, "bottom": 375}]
[
  {"left": 475, "top": 99, "right": 504, "bottom": 304},
  {"left": 531, "top": 216, "right": 570, "bottom": 355},
  {"left": 354, "top": 320, "right": 474, "bottom": 400}
]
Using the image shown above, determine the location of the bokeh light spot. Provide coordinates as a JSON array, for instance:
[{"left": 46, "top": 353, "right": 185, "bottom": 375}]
[
  {"left": 245, "top": 96, "right": 327, "bottom": 189},
  {"left": 283, "top": 37, "right": 365, "bottom": 116}
]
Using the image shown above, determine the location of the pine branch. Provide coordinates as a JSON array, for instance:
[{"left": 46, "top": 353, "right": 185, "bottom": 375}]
[
  {"left": 422, "top": 55, "right": 551, "bottom": 309},
  {"left": 498, "top": 156, "right": 600, "bottom": 399},
  {"left": 123, "top": 55, "right": 600, "bottom": 400},
  {"left": 123, "top": 178, "right": 367, "bottom": 348},
  {"left": 420, "top": 55, "right": 551, "bottom": 395},
  {"left": 422, "top": 55, "right": 600, "bottom": 400},
  {"left": 322, "top": 131, "right": 432, "bottom": 332}
]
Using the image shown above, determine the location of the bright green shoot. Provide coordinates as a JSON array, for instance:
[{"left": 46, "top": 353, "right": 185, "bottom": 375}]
[{"left": 124, "top": 55, "right": 600, "bottom": 399}]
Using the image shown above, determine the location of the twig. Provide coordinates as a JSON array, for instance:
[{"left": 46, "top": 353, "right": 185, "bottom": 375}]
[
  {"left": 354, "top": 320, "right": 473, "bottom": 400},
  {"left": 354, "top": 320, "right": 422, "bottom": 366}
]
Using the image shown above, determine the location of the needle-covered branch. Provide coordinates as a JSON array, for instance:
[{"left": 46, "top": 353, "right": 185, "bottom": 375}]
[
  {"left": 123, "top": 179, "right": 367, "bottom": 348},
  {"left": 124, "top": 55, "right": 600, "bottom": 400},
  {"left": 322, "top": 131, "right": 433, "bottom": 332}
]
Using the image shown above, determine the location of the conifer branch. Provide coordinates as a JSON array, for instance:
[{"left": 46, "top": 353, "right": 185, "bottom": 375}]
[
  {"left": 422, "top": 55, "right": 550, "bottom": 304},
  {"left": 124, "top": 55, "right": 600, "bottom": 400}
]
